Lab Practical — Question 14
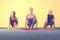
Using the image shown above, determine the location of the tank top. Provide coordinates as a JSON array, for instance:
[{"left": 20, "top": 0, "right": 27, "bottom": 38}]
[{"left": 48, "top": 14, "right": 54, "bottom": 22}]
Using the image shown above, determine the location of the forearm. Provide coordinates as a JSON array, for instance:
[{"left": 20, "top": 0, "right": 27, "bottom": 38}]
[
  {"left": 52, "top": 18, "right": 55, "bottom": 27},
  {"left": 35, "top": 17, "right": 37, "bottom": 27},
  {"left": 25, "top": 22, "right": 26, "bottom": 27},
  {"left": 54, "top": 21, "right": 55, "bottom": 28},
  {"left": 25, "top": 21, "right": 27, "bottom": 28},
  {"left": 9, "top": 23, "right": 10, "bottom": 28},
  {"left": 36, "top": 22, "right": 37, "bottom": 28}
]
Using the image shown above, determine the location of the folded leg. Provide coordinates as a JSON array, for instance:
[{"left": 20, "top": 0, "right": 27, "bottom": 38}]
[{"left": 31, "top": 19, "right": 36, "bottom": 28}]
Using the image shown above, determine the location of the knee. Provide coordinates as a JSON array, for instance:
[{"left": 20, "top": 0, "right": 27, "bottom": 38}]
[
  {"left": 44, "top": 22, "right": 47, "bottom": 25},
  {"left": 14, "top": 22, "right": 16, "bottom": 25}
]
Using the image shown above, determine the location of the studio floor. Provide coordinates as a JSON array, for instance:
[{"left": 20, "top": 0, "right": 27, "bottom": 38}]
[{"left": 0, "top": 28, "right": 60, "bottom": 40}]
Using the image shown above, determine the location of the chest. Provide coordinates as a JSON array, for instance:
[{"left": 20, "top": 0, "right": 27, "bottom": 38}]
[
  {"left": 48, "top": 15, "right": 53, "bottom": 19},
  {"left": 28, "top": 15, "right": 34, "bottom": 18},
  {"left": 10, "top": 16, "right": 16, "bottom": 20}
]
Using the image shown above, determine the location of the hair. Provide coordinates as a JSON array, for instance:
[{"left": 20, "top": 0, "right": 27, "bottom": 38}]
[
  {"left": 48, "top": 10, "right": 52, "bottom": 12},
  {"left": 11, "top": 11, "right": 16, "bottom": 18},
  {"left": 12, "top": 11, "right": 15, "bottom": 15},
  {"left": 29, "top": 7, "right": 33, "bottom": 10}
]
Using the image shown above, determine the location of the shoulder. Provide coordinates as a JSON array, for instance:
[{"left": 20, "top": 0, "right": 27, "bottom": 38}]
[
  {"left": 47, "top": 14, "right": 49, "bottom": 16},
  {"left": 50, "top": 14, "right": 54, "bottom": 17},
  {"left": 26, "top": 14, "right": 29, "bottom": 16},
  {"left": 52, "top": 14, "right": 54, "bottom": 16},
  {"left": 15, "top": 17, "right": 18, "bottom": 20},
  {"left": 15, "top": 16, "right": 17, "bottom": 19},
  {"left": 9, "top": 15, "right": 11, "bottom": 19},
  {"left": 10, "top": 15, "right": 11, "bottom": 17}
]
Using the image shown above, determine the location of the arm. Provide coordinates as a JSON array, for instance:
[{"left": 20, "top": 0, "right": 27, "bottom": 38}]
[
  {"left": 52, "top": 16, "right": 55, "bottom": 28},
  {"left": 16, "top": 17, "right": 18, "bottom": 24},
  {"left": 25, "top": 15, "right": 28, "bottom": 28},
  {"left": 14, "top": 17, "right": 18, "bottom": 29},
  {"left": 9, "top": 18, "right": 11, "bottom": 29},
  {"left": 34, "top": 15, "right": 37, "bottom": 28},
  {"left": 16, "top": 17, "right": 18, "bottom": 26},
  {"left": 44, "top": 16, "right": 48, "bottom": 27},
  {"left": 36, "top": 19, "right": 37, "bottom": 28},
  {"left": 45, "top": 16, "right": 48, "bottom": 24}
]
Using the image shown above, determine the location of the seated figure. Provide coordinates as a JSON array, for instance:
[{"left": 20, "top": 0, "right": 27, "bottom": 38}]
[
  {"left": 25, "top": 7, "right": 38, "bottom": 30},
  {"left": 43, "top": 10, "right": 55, "bottom": 29},
  {"left": 9, "top": 11, "right": 18, "bottom": 30}
]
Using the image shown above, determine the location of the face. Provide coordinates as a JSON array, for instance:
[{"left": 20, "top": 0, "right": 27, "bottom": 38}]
[
  {"left": 48, "top": 10, "right": 52, "bottom": 14},
  {"left": 11, "top": 11, "right": 15, "bottom": 17},
  {"left": 29, "top": 7, "right": 33, "bottom": 14}
]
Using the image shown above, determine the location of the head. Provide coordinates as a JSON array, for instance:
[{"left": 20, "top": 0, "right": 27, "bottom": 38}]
[
  {"left": 11, "top": 11, "right": 16, "bottom": 17},
  {"left": 29, "top": 7, "right": 33, "bottom": 14},
  {"left": 48, "top": 10, "right": 52, "bottom": 14}
]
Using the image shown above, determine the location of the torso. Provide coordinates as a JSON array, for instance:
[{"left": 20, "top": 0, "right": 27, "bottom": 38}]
[
  {"left": 27, "top": 14, "right": 35, "bottom": 19},
  {"left": 47, "top": 14, "right": 54, "bottom": 22},
  {"left": 27, "top": 14, "right": 36, "bottom": 24},
  {"left": 10, "top": 15, "right": 17, "bottom": 21},
  {"left": 10, "top": 15, "right": 18, "bottom": 25}
]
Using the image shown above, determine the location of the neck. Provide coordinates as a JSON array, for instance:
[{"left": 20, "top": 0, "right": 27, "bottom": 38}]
[
  {"left": 49, "top": 13, "right": 52, "bottom": 15},
  {"left": 30, "top": 12, "right": 33, "bottom": 15}
]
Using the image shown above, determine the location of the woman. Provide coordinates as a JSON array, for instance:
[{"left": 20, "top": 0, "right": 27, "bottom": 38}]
[
  {"left": 9, "top": 11, "right": 18, "bottom": 30},
  {"left": 43, "top": 10, "right": 55, "bottom": 29},
  {"left": 25, "top": 7, "right": 37, "bottom": 29}
]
